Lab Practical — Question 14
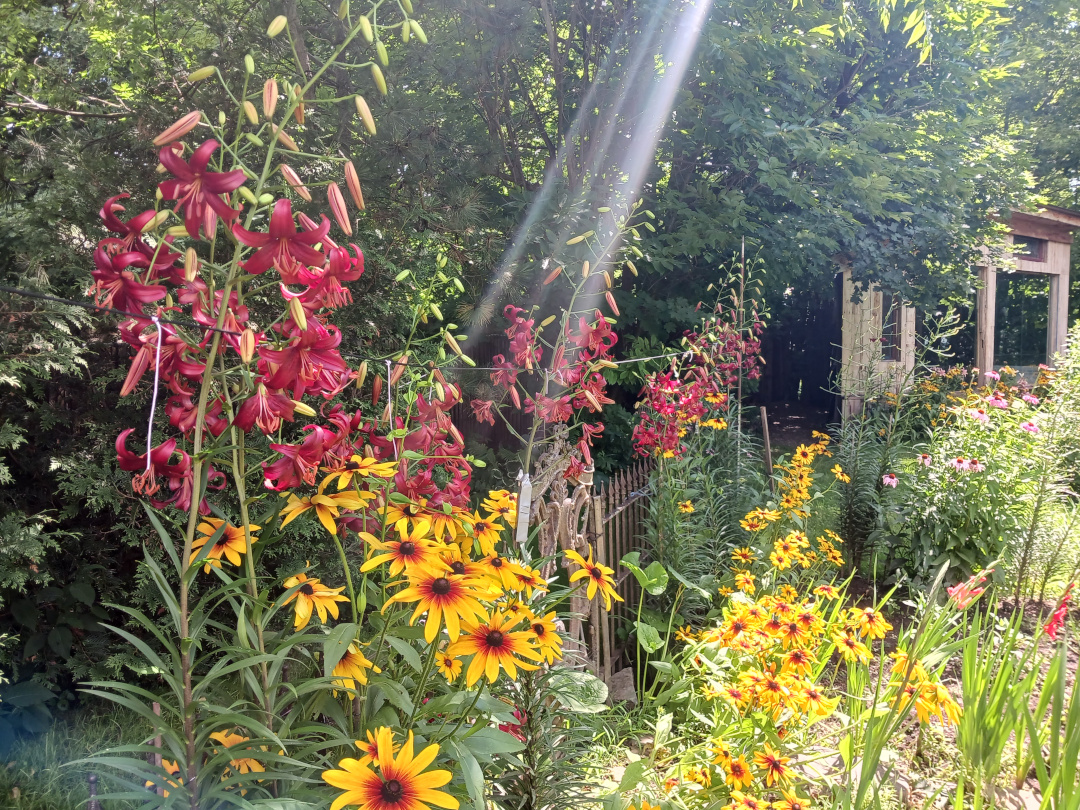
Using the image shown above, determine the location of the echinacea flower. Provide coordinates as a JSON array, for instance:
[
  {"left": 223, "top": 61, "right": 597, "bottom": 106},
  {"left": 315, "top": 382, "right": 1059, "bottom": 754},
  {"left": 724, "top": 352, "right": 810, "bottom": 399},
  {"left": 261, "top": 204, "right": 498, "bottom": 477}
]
[
  {"left": 882, "top": 473, "right": 898, "bottom": 488},
  {"left": 1021, "top": 421, "right": 1040, "bottom": 434},
  {"left": 968, "top": 408, "right": 989, "bottom": 423},
  {"left": 918, "top": 453, "right": 932, "bottom": 467},
  {"left": 158, "top": 140, "right": 246, "bottom": 238},
  {"left": 1023, "top": 393, "right": 1040, "bottom": 406},
  {"left": 985, "top": 370, "right": 1001, "bottom": 381},
  {"left": 564, "top": 547, "right": 622, "bottom": 610},
  {"left": 282, "top": 572, "right": 349, "bottom": 629},
  {"left": 949, "top": 456, "right": 967, "bottom": 471},
  {"left": 322, "top": 730, "right": 458, "bottom": 810},
  {"left": 190, "top": 518, "right": 259, "bottom": 573},
  {"left": 446, "top": 611, "right": 543, "bottom": 686},
  {"left": 987, "top": 394, "right": 1009, "bottom": 409},
  {"left": 967, "top": 458, "right": 985, "bottom": 473}
]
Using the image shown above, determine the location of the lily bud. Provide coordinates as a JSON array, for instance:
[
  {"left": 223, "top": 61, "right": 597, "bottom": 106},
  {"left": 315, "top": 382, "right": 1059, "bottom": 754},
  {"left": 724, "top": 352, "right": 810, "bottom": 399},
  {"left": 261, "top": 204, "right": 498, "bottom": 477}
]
[
  {"left": 184, "top": 248, "right": 199, "bottom": 282},
  {"left": 429, "top": 302, "right": 443, "bottom": 321},
  {"left": 327, "top": 182, "right": 352, "bottom": 235},
  {"left": 272, "top": 125, "right": 299, "bottom": 151},
  {"left": 389, "top": 354, "right": 409, "bottom": 386},
  {"left": 242, "top": 101, "right": 258, "bottom": 125},
  {"left": 166, "top": 225, "right": 189, "bottom": 237},
  {"left": 542, "top": 265, "right": 563, "bottom": 285},
  {"left": 435, "top": 381, "right": 445, "bottom": 402},
  {"left": 217, "top": 111, "right": 226, "bottom": 126},
  {"left": 626, "top": 260, "right": 638, "bottom": 276},
  {"left": 582, "top": 260, "right": 590, "bottom": 279},
  {"left": 584, "top": 390, "right": 602, "bottom": 411},
  {"left": 244, "top": 133, "right": 265, "bottom": 148},
  {"left": 359, "top": 15, "right": 373, "bottom": 42},
  {"left": 239, "top": 328, "right": 256, "bottom": 363},
  {"left": 187, "top": 66, "right": 216, "bottom": 83},
  {"left": 443, "top": 332, "right": 463, "bottom": 357},
  {"left": 410, "top": 20, "right": 428, "bottom": 44},
  {"left": 238, "top": 186, "right": 258, "bottom": 205},
  {"left": 402, "top": 0, "right": 413, "bottom": 12},
  {"left": 540, "top": 315, "right": 556, "bottom": 327},
  {"left": 258, "top": 192, "right": 274, "bottom": 205},
  {"left": 244, "top": 54, "right": 255, "bottom": 74},
  {"left": 355, "top": 360, "right": 368, "bottom": 390},
  {"left": 381, "top": 403, "right": 392, "bottom": 422},
  {"left": 344, "top": 161, "right": 366, "bottom": 209},
  {"left": 371, "top": 64, "right": 387, "bottom": 95},
  {"left": 293, "top": 84, "right": 305, "bottom": 125},
  {"left": 267, "top": 15, "right": 288, "bottom": 37},
  {"left": 353, "top": 96, "right": 376, "bottom": 135},
  {"left": 604, "top": 271, "right": 612, "bottom": 289},
  {"left": 376, "top": 41, "right": 389, "bottom": 67},
  {"left": 289, "top": 296, "right": 308, "bottom": 331},
  {"left": 148, "top": 210, "right": 171, "bottom": 230},
  {"left": 338, "top": 0, "right": 349, "bottom": 20},
  {"left": 280, "top": 164, "right": 311, "bottom": 201},
  {"left": 605, "top": 290, "right": 620, "bottom": 316},
  {"left": 292, "top": 399, "right": 317, "bottom": 417},
  {"left": 263, "top": 78, "right": 278, "bottom": 119},
  {"left": 401, "top": 20, "right": 411, "bottom": 43},
  {"left": 153, "top": 111, "right": 202, "bottom": 146},
  {"left": 371, "top": 374, "right": 383, "bottom": 406}
]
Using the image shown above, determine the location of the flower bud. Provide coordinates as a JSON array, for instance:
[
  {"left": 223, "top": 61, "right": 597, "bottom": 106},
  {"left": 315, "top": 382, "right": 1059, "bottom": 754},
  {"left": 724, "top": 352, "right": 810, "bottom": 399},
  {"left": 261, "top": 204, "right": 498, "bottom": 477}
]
[
  {"left": 401, "top": 0, "right": 413, "bottom": 12},
  {"left": 540, "top": 315, "right": 556, "bottom": 327},
  {"left": 443, "top": 332, "right": 463, "bottom": 357},
  {"left": 272, "top": 125, "right": 299, "bottom": 151},
  {"left": 460, "top": 354, "right": 476, "bottom": 367},
  {"left": 263, "top": 78, "right": 278, "bottom": 119},
  {"left": 353, "top": 96, "right": 376, "bottom": 136},
  {"left": 238, "top": 186, "right": 259, "bottom": 205},
  {"left": 289, "top": 296, "right": 308, "bottom": 331},
  {"left": 626, "top": 260, "right": 638, "bottom": 275},
  {"left": 244, "top": 133, "right": 265, "bottom": 148},
  {"left": 267, "top": 15, "right": 288, "bottom": 38},
  {"left": 604, "top": 271, "right": 612, "bottom": 289},
  {"left": 292, "top": 399, "right": 317, "bottom": 417},
  {"left": 389, "top": 354, "right": 409, "bottom": 386},
  {"left": 294, "top": 85, "right": 305, "bottom": 124},
  {"left": 582, "top": 260, "right": 590, "bottom": 279},
  {"left": 327, "top": 182, "right": 352, "bottom": 235},
  {"left": 241, "top": 101, "right": 258, "bottom": 126},
  {"left": 187, "top": 66, "right": 216, "bottom": 83},
  {"left": 148, "top": 210, "right": 171, "bottom": 230},
  {"left": 258, "top": 192, "right": 274, "bottom": 205},
  {"left": 338, "top": 0, "right": 349, "bottom": 20},
  {"left": 280, "top": 165, "right": 311, "bottom": 201},
  {"left": 542, "top": 265, "right": 563, "bottom": 285},
  {"left": 381, "top": 403, "right": 392, "bottom": 422},
  {"left": 355, "top": 360, "right": 368, "bottom": 390},
  {"left": 410, "top": 20, "right": 428, "bottom": 44},
  {"left": 371, "top": 64, "right": 387, "bottom": 96},
  {"left": 401, "top": 20, "right": 411, "bottom": 43},
  {"left": 156, "top": 187, "right": 164, "bottom": 201},
  {"left": 153, "top": 111, "right": 202, "bottom": 146},
  {"left": 184, "top": 248, "right": 199, "bottom": 282},
  {"left": 244, "top": 54, "right": 255, "bottom": 74},
  {"left": 371, "top": 374, "right": 383, "bottom": 406},
  {"left": 429, "top": 302, "right": 443, "bottom": 321},
  {"left": 167, "top": 225, "right": 189, "bottom": 237},
  {"left": 359, "top": 15, "right": 373, "bottom": 42},
  {"left": 605, "top": 290, "right": 620, "bottom": 316},
  {"left": 376, "top": 41, "right": 389, "bottom": 67},
  {"left": 344, "top": 161, "right": 366, "bottom": 209},
  {"left": 239, "top": 328, "right": 256, "bottom": 363},
  {"left": 217, "top": 111, "right": 227, "bottom": 126}
]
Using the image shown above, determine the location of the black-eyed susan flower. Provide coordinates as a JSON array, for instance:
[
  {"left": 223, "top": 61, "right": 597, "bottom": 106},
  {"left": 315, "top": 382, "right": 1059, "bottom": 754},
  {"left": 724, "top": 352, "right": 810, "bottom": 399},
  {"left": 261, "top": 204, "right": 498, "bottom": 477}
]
[
  {"left": 355, "top": 727, "right": 398, "bottom": 768},
  {"left": 510, "top": 565, "right": 547, "bottom": 598},
  {"left": 528, "top": 611, "right": 563, "bottom": 664},
  {"left": 732, "top": 547, "right": 756, "bottom": 565},
  {"left": 734, "top": 570, "right": 756, "bottom": 595},
  {"left": 467, "top": 511, "right": 504, "bottom": 555},
  {"left": 447, "top": 611, "right": 543, "bottom": 686},
  {"left": 564, "top": 546, "right": 622, "bottom": 610},
  {"left": 209, "top": 731, "right": 265, "bottom": 778},
  {"left": 282, "top": 572, "right": 349, "bottom": 629},
  {"left": 678, "top": 500, "right": 694, "bottom": 513},
  {"left": 725, "top": 754, "right": 754, "bottom": 790},
  {"left": 435, "top": 651, "right": 462, "bottom": 682},
  {"left": 190, "top": 518, "right": 259, "bottom": 574},
  {"left": 799, "top": 683, "right": 839, "bottom": 719},
  {"left": 360, "top": 521, "right": 446, "bottom": 578},
  {"left": 731, "top": 790, "right": 765, "bottom": 810},
  {"left": 475, "top": 554, "right": 526, "bottom": 592},
  {"left": 753, "top": 743, "right": 792, "bottom": 786},
  {"left": 322, "top": 729, "right": 458, "bottom": 810},
  {"left": 833, "top": 631, "right": 872, "bottom": 664},
  {"left": 830, "top": 464, "right": 851, "bottom": 483},
  {"left": 847, "top": 606, "right": 892, "bottom": 639},
  {"left": 280, "top": 478, "right": 374, "bottom": 535},
  {"left": 326, "top": 455, "right": 397, "bottom": 490},
  {"left": 813, "top": 584, "right": 839, "bottom": 600},
  {"left": 384, "top": 569, "right": 489, "bottom": 642},
  {"left": 332, "top": 644, "right": 381, "bottom": 694},
  {"left": 773, "top": 788, "right": 812, "bottom": 810}
]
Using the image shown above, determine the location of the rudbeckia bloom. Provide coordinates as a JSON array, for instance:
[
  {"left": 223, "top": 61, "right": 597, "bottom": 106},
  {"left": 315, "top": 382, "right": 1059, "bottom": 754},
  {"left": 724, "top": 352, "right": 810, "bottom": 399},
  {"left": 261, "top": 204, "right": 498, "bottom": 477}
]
[
  {"left": 332, "top": 644, "right": 381, "bottom": 694},
  {"left": 190, "top": 518, "right": 259, "bottom": 573},
  {"left": 327, "top": 455, "right": 398, "bottom": 490},
  {"left": 847, "top": 607, "right": 892, "bottom": 639},
  {"left": 725, "top": 755, "right": 754, "bottom": 790},
  {"left": 384, "top": 569, "right": 489, "bottom": 642},
  {"left": 355, "top": 727, "right": 398, "bottom": 768},
  {"left": 528, "top": 611, "right": 563, "bottom": 664},
  {"left": 474, "top": 554, "right": 526, "bottom": 592},
  {"left": 280, "top": 478, "right": 374, "bottom": 536},
  {"left": 322, "top": 730, "right": 458, "bottom": 810},
  {"left": 436, "top": 652, "right": 462, "bottom": 682},
  {"left": 678, "top": 500, "right": 694, "bottom": 513},
  {"left": 467, "top": 512, "right": 504, "bottom": 555},
  {"left": 773, "top": 789, "right": 812, "bottom": 810},
  {"left": 282, "top": 572, "right": 349, "bottom": 629},
  {"left": 447, "top": 611, "right": 543, "bottom": 686},
  {"left": 360, "top": 521, "right": 447, "bottom": 578},
  {"left": 753, "top": 744, "right": 792, "bottom": 786},
  {"left": 209, "top": 731, "right": 265, "bottom": 778},
  {"left": 833, "top": 632, "right": 872, "bottom": 664},
  {"left": 563, "top": 547, "right": 622, "bottom": 610}
]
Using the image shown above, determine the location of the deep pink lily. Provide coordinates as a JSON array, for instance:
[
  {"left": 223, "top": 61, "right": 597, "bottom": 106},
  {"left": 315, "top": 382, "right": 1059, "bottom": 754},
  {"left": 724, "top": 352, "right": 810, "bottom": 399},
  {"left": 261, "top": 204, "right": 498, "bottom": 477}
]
[
  {"left": 263, "top": 425, "right": 335, "bottom": 490},
  {"left": 90, "top": 247, "right": 167, "bottom": 313},
  {"left": 234, "top": 384, "right": 296, "bottom": 435},
  {"left": 158, "top": 140, "right": 245, "bottom": 238},
  {"left": 232, "top": 198, "right": 329, "bottom": 281},
  {"left": 258, "top": 321, "right": 349, "bottom": 399}
]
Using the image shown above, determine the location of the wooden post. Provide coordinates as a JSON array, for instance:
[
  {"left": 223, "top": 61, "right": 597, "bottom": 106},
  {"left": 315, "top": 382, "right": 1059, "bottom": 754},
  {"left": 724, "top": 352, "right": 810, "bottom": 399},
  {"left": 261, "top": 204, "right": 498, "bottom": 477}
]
[
  {"left": 760, "top": 406, "right": 775, "bottom": 494},
  {"left": 87, "top": 774, "right": 101, "bottom": 810},
  {"left": 975, "top": 264, "right": 997, "bottom": 374}
]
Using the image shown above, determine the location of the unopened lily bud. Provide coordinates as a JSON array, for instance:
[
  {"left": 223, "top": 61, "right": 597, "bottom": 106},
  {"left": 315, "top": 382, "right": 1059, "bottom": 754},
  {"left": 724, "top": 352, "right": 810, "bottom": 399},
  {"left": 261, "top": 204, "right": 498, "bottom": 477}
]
[
  {"left": 244, "top": 54, "right": 255, "bottom": 74},
  {"left": 239, "top": 328, "right": 256, "bottom": 363},
  {"left": 293, "top": 84, "right": 305, "bottom": 124},
  {"left": 402, "top": 0, "right": 413, "bottom": 12},
  {"left": 371, "top": 374, "right": 383, "bottom": 406},
  {"left": 626, "top": 260, "right": 638, "bottom": 276},
  {"left": 584, "top": 390, "right": 602, "bottom": 411},
  {"left": 353, "top": 96, "right": 376, "bottom": 136},
  {"left": 460, "top": 354, "right": 476, "bottom": 367},
  {"left": 280, "top": 165, "right": 311, "bottom": 201},
  {"left": 327, "top": 182, "right": 352, "bottom": 235},
  {"left": 217, "top": 111, "right": 226, "bottom": 127},
  {"left": 543, "top": 265, "right": 563, "bottom": 285},
  {"left": 371, "top": 64, "right": 387, "bottom": 95},
  {"left": 338, "top": 0, "right": 349, "bottom": 20},
  {"left": 443, "top": 332, "right": 462, "bottom": 357},
  {"left": 187, "top": 66, "right": 215, "bottom": 83},
  {"left": 429, "top": 302, "right": 443, "bottom": 321},
  {"left": 381, "top": 403, "right": 392, "bottom": 421},
  {"left": 244, "top": 133, "right": 265, "bottom": 148},
  {"left": 355, "top": 360, "right": 368, "bottom": 390},
  {"left": 166, "top": 225, "right": 189, "bottom": 237},
  {"left": 289, "top": 296, "right": 308, "bottom": 331},
  {"left": 263, "top": 78, "right": 278, "bottom": 119},
  {"left": 272, "top": 125, "right": 299, "bottom": 151},
  {"left": 435, "top": 381, "right": 445, "bottom": 402},
  {"left": 148, "top": 210, "right": 171, "bottom": 230},
  {"left": 401, "top": 20, "right": 411, "bottom": 43},
  {"left": 184, "top": 248, "right": 199, "bottom": 282},
  {"left": 153, "top": 111, "right": 202, "bottom": 146},
  {"left": 267, "top": 15, "right": 288, "bottom": 38},
  {"left": 604, "top": 271, "right": 612, "bottom": 289},
  {"left": 238, "top": 186, "right": 258, "bottom": 205},
  {"left": 344, "top": 161, "right": 366, "bottom": 209},
  {"left": 605, "top": 290, "right": 620, "bottom": 316},
  {"left": 410, "top": 20, "right": 428, "bottom": 44},
  {"left": 582, "top": 260, "right": 590, "bottom": 279},
  {"left": 540, "top": 315, "right": 557, "bottom": 327},
  {"left": 155, "top": 187, "right": 163, "bottom": 201},
  {"left": 242, "top": 101, "right": 258, "bottom": 125},
  {"left": 594, "top": 358, "right": 619, "bottom": 370},
  {"left": 292, "top": 399, "right": 317, "bottom": 417},
  {"left": 389, "top": 354, "right": 409, "bottom": 386},
  {"left": 359, "top": 15, "right": 373, "bottom": 43},
  {"left": 376, "top": 41, "right": 389, "bottom": 67},
  {"left": 258, "top": 193, "right": 274, "bottom": 205}
]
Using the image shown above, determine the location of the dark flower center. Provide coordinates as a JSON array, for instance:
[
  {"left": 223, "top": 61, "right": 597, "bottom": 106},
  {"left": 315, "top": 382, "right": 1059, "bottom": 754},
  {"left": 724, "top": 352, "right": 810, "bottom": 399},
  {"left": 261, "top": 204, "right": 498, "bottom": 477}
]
[
  {"left": 345, "top": 460, "right": 361, "bottom": 470},
  {"left": 431, "top": 577, "right": 452, "bottom": 596},
  {"left": 490, "top": 557, "right": 503, "bottom": 568},
  {"left": 485, "top": 630, "right": 505, "bottom": 648},
  {"left": 450, "top": 562, "right": 466, "bottom": 575},
  {"left": 475, "top": 521, "right": 488, "bottom": 532},
  {"left": 399, "top": 542, "right": 416, "bottom": 556},
  {"left": 380, "top": 778, "right": 404, "bottom": 802},
  {"left": 299, "top": 583, "right": 314, "bottom": 595},
  {"left": 215, "top": 537, "right": 229, "bottom": 547},
  {"left": 532, "top": 624, "right": 545, "bottom": 636}
]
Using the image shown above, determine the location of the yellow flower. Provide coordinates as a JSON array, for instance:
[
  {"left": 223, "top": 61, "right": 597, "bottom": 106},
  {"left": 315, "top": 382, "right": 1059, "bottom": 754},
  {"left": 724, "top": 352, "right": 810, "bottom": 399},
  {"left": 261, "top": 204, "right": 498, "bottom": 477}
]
[
  {"left": 360, "top": 520, "right": 447, "bottom": 578},
  {"left": 384, "top": 568, "right": 490, "bottom": 643},
  {"left": 326, "top": 454, "right": 397, "bottom": 490},
  {"left": 847, "top": 607, "right": 892, "bottom": 639},
  {"left": 332, "top": 644, "right": 381, "bottom": 694},
  {"left": 474, "top": 554, "right": 526, "bottom": 592},
  {"left": 282, "top": 572, "right": 349, "bottom": 629},
  {"left": 678, "top": 500, "right": 695, "bottom": 513},
  {"left": 734, "top": 570, "right": 756, "bottom": 595},
  {"left": 435, "top": 651, "right": 462, "bottom": 682},
  {"left": 732, "top": 547, "right": 756, "bottom": 565},
  {"left": 446, "top": 611, "right": 543, "bottom": 687},
  {"left": 799, "top": 683, "right": 839, "bottom": 718},
  {"left": 280, "top": 477, "right": 374, "bottom": 535},
  {"left": 725, "top": 754, "right": 754, "bottom": 790},
  {"left": 209, "top": 731, "right": 265, "bottom": 778},
  {"left": 354, "top": 727, "right": 398, "bottom": 768},
  {"left": 753, "top": 743, "right": 792, "bottom": 786},
  {"left": 564, "top": 546, "right": 623, "bottom": 610},
  {"left": 830, "top": 464, "right": 851, "bottom": 483},
  {"left": 833, "top": 631, "right": 872, "bottom": 664},
  {"left": 813, "top": 584, "right": 839, "bottom": 600},
  {"left": 528, "top": 611, "right": 564, "bottom": 664},
  {"left": 466, "top": 511, "right": 504, "bottom": 555},
  {"left": 190, "top": 518, "right": 259, "bottom": 574},
  {"left": 773, "top": 789, "right": 812, "bottom": 810},
  {"left": 322, "top": 730, "right": 458, "bottom": 810}
]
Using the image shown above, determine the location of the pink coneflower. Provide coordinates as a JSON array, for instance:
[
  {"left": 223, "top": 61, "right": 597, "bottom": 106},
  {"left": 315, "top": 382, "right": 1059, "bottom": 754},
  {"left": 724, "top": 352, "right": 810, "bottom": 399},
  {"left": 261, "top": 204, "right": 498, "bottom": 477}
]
[
  {"left": 1022, "top": 394, "right": 1040, "bottom": 406},
  {"left": 986, "top": 395, "right": 1009, "bottom": 409},
  {"left": 882, "top": 473, "right": 898, "bottom": 488},
  {"left": 950, "top": 457, "right": 966, "bottom": 471},
  {"left": 967, "top": 458, "right": 985, "bottom": 472},
  {"left": 918, "top": 453, "right": 932, "bottom": 467},
  {"left": 985, "top": 370, "right": 1001, "bottom": 381},
  {"left": 1021, "top": 421, "right": 1040, "bottom": 434},
  {"left": 968, "top": 408, "right": 990, "bottom": 423}
]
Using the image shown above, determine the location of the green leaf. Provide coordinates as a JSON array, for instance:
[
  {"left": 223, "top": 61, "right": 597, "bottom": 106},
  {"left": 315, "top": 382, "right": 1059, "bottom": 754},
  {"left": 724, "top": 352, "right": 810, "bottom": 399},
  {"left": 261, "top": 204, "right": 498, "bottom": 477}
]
[
  {"left": 547, "top": 669, "right": 609, "bottom": 713},
  {"left": 616, "top": 759, "right": 647, "bottom": 792},
  {"left": 69, "top": 582, "right": 95, "bottom": 605},
  {"left": 460, "top": 726, "right": 526, "bottom": 759},
  {"left": 633, "top": 621, "right": 663, "bottom": 653},
  {"left": 323, "top": 623, "right": 359, "bottom": 676},
  {"left": 642, "top": 561, "right": 669, "bottom": 595},
  {"left": 449, "top": 740, "right": 485, "bottom": 810},
  {"left": 385, "top": 636, "right": 424, "bottom": 673}
]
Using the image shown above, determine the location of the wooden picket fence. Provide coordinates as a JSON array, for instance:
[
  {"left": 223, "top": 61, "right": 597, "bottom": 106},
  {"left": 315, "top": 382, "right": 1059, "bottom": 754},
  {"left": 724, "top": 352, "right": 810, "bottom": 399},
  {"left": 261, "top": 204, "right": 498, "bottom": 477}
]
[{"left": 586, "top": 458, "right": 654, "bottom": 684}]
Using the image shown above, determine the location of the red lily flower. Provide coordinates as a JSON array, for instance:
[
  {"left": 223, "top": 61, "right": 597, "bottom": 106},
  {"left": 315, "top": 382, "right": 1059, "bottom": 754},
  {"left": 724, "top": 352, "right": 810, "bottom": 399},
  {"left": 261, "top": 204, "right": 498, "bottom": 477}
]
[
  {"left": 99, "top": 194, "right": 180, "bottom": 269},
  {"left": 234, "top": 384, "right": 296, "bottom": 435},
  {"left": 569, "top": 312, "right": 618, "bottom": 360},
  {"left": 258, "top": 321, "right": 349, "bottom": 399},
  {"left": 90, "top": 247, "right": 167, "bottom": 313},
  {"left": 471, "top": 399, "right": 495, "bottom": 426},
  {"left": 166, "top": 393, "right": 228, "bottom": 437},
  {"left": 232, "top": 198, "right": 329, "bottom": 281},
  {"left": 263, "top": 425, "right": 335, "bottom": 490},
  {"left": 158, "top": 140, "right": 245, "bottom": 238}
]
